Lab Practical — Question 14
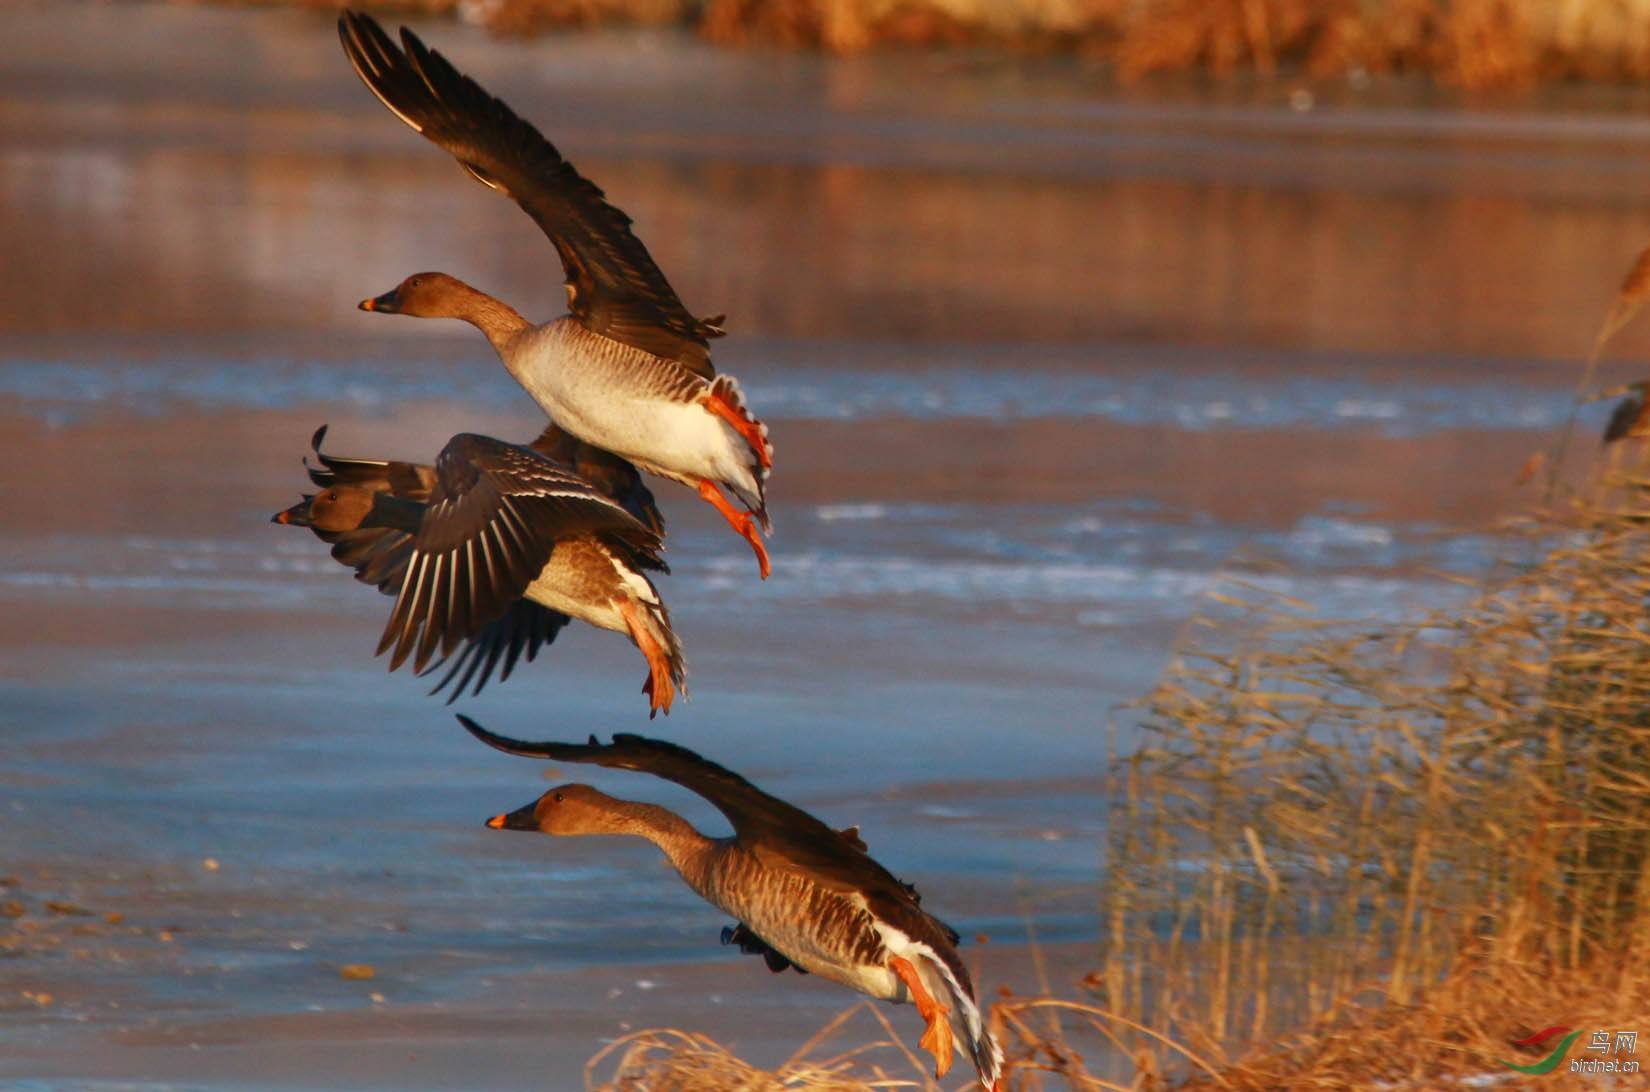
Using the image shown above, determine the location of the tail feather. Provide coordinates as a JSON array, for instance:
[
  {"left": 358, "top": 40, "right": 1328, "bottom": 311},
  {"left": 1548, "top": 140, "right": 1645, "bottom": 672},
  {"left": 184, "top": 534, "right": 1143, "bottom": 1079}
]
[
  {"left": 709, "top": 374, "right": 772, "bottom": 532},
  {"left": 922, "top": 948, "right": 1003, "bottom": 1091}
]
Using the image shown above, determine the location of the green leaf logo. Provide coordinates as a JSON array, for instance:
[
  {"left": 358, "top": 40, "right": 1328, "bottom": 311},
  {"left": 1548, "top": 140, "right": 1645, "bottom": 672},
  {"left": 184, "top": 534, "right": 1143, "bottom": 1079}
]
[{"left": 1500, "top": 1028, "right": 1583, "bottom": 1075}]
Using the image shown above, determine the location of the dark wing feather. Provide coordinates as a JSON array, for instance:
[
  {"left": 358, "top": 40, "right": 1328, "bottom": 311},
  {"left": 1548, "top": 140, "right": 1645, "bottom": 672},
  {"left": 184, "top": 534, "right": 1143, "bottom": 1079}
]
[
  {"left": 456, "top": 719, "right": 933, "bottom": 917},
  {"left": 278, "top": 429, "right": 577, "bottom": 700},
  {"left": 338, "top": 12, "right": 720, "bottom": 377},
  {"left": 380, "top": 434, "right": 660, "bottom": 673},
  {"left": 525, "top": 422, "right": 665, "bottom": 536},
  {"left": 1604, "top": 394, "right": 1647, "bottom": 444},
  {"left": 305, "top": 424, "right": 436, "bottom": 500},
  {"left": 422, "top": 600, "right": 571, "bottom": 703}
]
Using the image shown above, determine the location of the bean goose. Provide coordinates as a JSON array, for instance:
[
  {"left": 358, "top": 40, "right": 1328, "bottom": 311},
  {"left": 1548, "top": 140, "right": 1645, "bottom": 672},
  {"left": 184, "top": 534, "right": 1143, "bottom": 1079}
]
[
  {"left": 339, "top": 11, "right": 774, "bottom": 579},
  {"left": 273, "top": 425, "right": 683, "bottom": 715},
  {"left": 461, "top": 716, "right": 1004, "bottom": 1089}
]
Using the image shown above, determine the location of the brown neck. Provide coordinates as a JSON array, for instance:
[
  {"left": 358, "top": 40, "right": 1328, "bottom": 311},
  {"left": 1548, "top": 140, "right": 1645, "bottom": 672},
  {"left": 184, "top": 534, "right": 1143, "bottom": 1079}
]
[
  {"left": 448, "top": 283, "right": 528, "bottom": 352},
  {"left": 596, "top": 799, "right": 718, "bottom": 884}
]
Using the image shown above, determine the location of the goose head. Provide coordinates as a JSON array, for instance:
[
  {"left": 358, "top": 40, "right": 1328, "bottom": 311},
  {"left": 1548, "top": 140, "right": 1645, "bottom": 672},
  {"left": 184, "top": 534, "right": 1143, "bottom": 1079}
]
[
  {"left": 291, "top": 486, "right": 378, "bottom": 532},
  {"left": 359, "top": 272, "right": 478, "bottom": 319},
  {"left": 487, "top": 784, "right": 637, "bottom": 837}
]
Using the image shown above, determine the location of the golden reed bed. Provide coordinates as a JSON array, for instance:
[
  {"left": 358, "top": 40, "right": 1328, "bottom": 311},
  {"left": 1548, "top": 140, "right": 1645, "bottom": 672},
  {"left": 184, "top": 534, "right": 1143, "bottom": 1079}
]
[{"left": 217, "top": 0, "right": 1650, "bottom": 89}]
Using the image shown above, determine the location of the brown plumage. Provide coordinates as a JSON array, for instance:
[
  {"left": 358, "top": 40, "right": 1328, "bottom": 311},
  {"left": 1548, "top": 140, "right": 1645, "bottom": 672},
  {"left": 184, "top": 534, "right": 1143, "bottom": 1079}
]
[
  {"left": 337, "top": 12, "right": 774, "bottom": 579},
  {"left": 1601, "top": 380, "right": 1650, "bottom": 445},
  {"left": 338, "top": 11, "right": 723, "bottom": 375},
  {"left": 272, "top": 427, "right": 684, "bottom": 714},
  {"left": 462, "top": 717, "right": 1003, "bottom": 1089}
]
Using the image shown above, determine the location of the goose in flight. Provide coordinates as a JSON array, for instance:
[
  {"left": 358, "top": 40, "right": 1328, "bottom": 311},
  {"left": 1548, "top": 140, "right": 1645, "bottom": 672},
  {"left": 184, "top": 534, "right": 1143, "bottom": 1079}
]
[
  {"left": 273, "top": 425, "right": 683, "bottom": 715},
  {"left": 339, "top": 11, "right": 774, "bottom": 579},
  {"left": 461, "top": 716, "right": 1004, "bottom": 1089}
]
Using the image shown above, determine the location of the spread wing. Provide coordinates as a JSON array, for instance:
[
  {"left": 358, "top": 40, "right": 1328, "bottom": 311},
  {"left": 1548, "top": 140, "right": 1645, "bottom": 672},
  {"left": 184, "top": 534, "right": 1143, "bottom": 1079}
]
[
  {"left": 305, "top": 423, "right": 436, "bottom": 500},
  {"left": 339, "top": 11, "right": 722, "bottom": 377},
  {"left": 456, "top": 718, "right": 938, "bottom": 922},
  {"left": 525, "top": 422, "right": 664, "bottom": 536},
  {"left": 422, "top": 601, "right": 572, "bottom": 703},
  {"left": 380, "top": 434, "right": 661, "bottom": 674},
  {"left": 282, "top": 427, "right": 576, "bottom": 696},
  {"left": 1604, "top": 394, "right": 1646, "bottom": 444}
]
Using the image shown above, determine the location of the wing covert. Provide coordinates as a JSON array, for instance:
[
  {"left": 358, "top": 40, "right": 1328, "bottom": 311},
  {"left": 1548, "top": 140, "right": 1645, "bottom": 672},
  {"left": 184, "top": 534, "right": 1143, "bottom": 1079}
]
[
  {"left": 338, "top": 11, "right": 721, "bottom": 376},
  {"left": 379, "top": 434, "right": 659, "bottom": 674}
]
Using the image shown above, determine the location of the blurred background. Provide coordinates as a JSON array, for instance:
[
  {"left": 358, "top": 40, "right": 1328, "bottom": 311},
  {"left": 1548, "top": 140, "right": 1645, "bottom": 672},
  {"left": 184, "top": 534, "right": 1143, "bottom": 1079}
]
[{"left": 5, "top": 1, "right": 1650, "bottom": 1087}]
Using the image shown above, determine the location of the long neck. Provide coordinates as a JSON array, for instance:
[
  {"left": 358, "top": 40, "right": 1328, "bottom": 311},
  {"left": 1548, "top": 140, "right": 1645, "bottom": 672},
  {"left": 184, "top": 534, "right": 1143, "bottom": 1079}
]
[
  {"left": 598, "top": 800, "right": 718, "bottom": 887},
  {"left": 450, "top": 284, "right": 528, "bottom": 353}
]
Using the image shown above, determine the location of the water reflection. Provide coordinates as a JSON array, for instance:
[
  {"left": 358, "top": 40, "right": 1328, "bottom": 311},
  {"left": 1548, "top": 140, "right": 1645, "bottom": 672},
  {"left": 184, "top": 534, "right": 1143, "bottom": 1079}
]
[{"left": 4, "top": 4, "right": 1650, "bottom": 362}]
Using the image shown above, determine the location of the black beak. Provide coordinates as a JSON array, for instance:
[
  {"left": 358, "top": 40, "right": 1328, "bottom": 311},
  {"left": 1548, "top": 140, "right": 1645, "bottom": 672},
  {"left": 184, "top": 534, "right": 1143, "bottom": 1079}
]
[
  {"left": 359, "top": 288, "right": 399, "bottom": 314},
  {"left": 486, "top": 801, "right": 539, "bottom": 832},
  {"left": 271, "top": 497, "right": 313, "bottom": 526}
]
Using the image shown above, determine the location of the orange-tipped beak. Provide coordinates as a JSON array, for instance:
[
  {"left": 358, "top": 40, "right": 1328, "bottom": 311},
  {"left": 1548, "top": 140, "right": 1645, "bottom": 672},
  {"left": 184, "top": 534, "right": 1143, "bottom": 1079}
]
[
  {"left": 359, "top": 288, "right": 399, "bottom": 314},
  {"left": 271, "top": 498, "right": 313, "bottom": 527},
  {"left": 486, "top": 801, "right": 541, "bottom": 832}
]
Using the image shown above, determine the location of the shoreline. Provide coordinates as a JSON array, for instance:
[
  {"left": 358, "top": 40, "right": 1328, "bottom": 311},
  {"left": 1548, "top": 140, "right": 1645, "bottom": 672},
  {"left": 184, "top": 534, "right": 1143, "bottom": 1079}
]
[{"left": 178, "top": 0, "right": 1650, "bottom": 91}]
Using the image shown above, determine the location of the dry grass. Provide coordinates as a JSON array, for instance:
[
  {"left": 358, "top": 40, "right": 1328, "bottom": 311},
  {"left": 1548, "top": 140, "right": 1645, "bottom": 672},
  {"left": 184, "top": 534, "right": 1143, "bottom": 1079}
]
[
  {"left": 257, "top": 0, "right": 1650, "bottom": 88},
  {"left": 1076, "top": 309, "right": 1650, "bottom": 1085},
  {"left": 586, "top": 1002, "right": 940, "bottom": 1090},
  {"left": 1184, "top": 959, "right": 1645, "bottom": 1088},
  {"left": 236, "top": 0, "right": 691, "bottom": 33}
]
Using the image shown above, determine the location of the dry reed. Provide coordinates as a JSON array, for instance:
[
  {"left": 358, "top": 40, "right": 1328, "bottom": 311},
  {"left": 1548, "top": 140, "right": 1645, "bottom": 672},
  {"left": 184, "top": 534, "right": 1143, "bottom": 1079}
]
[
  {"left": 586, "top": 1002, "right": 938, "bottom": 1090},
  {"left": 253, "top": 0, "right": 1650, "bottom": 88},
  {"left": 1087, "top": 443, "right": 1650, "bottom": 1085}
]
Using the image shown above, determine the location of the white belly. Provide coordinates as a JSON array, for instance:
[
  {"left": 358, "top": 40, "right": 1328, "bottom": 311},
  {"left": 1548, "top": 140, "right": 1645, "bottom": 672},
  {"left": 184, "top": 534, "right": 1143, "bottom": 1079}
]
[{"left": 503, "top": 320, "right": 751, "bottom": 488}]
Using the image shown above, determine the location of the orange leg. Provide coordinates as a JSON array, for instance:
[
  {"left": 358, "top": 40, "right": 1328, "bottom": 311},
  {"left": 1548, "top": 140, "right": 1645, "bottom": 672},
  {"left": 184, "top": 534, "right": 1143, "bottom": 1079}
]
[
  {"left": 696, "top": 479, "right": 771, "bottom": 580},
  {"left": 618, "top": 600, "right": 674, "bottom": 718},
  {"left": 702, "top": 391, "right": 772, "bottom": 470},
  {"left": 890, "top": 955, "right": 954, "bottom": 1080}
]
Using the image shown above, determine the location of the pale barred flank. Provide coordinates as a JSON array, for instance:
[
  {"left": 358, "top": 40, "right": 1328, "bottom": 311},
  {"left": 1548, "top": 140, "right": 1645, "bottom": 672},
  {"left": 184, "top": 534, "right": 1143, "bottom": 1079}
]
[
  {"left": 506, "top": 318, "right": 770, "bottom": 522},
  {"left": 700, "top": 852, "right": 889, "bottom": 979},
  {"left": 525, "top": 318, "right": 708, "bottom": 404}
]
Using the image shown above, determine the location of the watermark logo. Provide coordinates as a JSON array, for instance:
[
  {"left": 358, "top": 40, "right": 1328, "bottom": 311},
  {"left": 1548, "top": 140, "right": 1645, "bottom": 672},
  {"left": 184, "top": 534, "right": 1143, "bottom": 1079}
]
[{"left": 1499, "top": 1025, "right": 1639, "bottom": 1077}]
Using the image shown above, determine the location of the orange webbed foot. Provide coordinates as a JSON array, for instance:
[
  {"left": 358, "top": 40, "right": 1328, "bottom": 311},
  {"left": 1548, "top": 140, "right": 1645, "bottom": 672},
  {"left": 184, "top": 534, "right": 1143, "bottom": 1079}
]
[
  {"left": 622, "top": 602, "right": 675, "bottom": 718},
  {"left": 918, "top": 1012, "right": 955, "bottom": 1079},
  {"left": 696, "top": 479, "right": 771, "bottom": 580},
  {"left": 641, "top": 673, "right": 670, "bottom": 719},
  {"left": 741, "top": 520, "right": 771, "bottom": 580},
  {"left": 890, "top": 955, "right": 954, "bottom": 1080}
]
